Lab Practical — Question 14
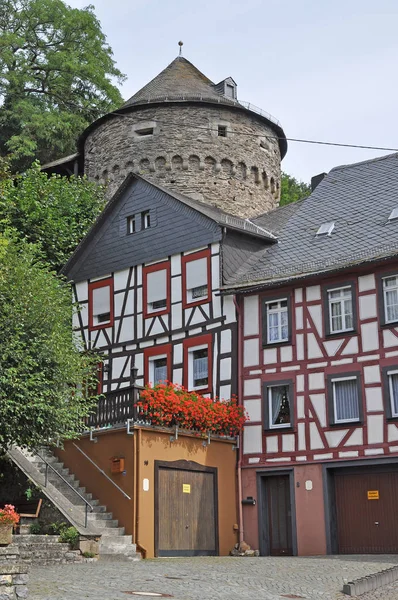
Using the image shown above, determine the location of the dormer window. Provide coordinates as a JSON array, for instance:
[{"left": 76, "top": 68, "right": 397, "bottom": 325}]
[{"left": 226, "top": 84, "right": 235, "bottom": 99}]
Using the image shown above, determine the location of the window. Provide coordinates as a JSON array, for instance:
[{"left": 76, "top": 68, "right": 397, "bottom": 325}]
[
  {"left": 383, "top": 276, "right": 398, "bottom": 324},
  {"left": 225, "top": 84, "right": 235, "bottom": 99},
  {"left": 142, "top": 210, "right": 151, "bottom": 230},
  {"left": 323, "top": 283, "right": 356, "bottom": 336},
  {"left": 316, "top": 222, "right": 335, "bottom": 236},
  {"left": 136, "top": 127, "right": 153, "bottom": 137},
  {"left": 88, "top": 277, "right": 114, "bottom": 330},
  {"left": 267, "top": 384, "right": 291, "bottom": 429},
  {"left": 127, "top": 215, "right": 136, "bottom": 234},
  {"left": 144, "top": 345, "right": 171, "bottom": 386},
  {"left": 218, "top": 125, "right": 227, "bottom": 137},
  {"left": 183, "top": 335, "right": 212, "bottom": 393},
  {"left": 388, "top": 370, "right": 398, "bottom": 417},
  {"left": 182, "top": 249, "right": 211, "bottom": 308},
  {"left": 327, "top": 374, "right": 362, "bottom": 425},
  {"left": 143, "top": 261, "right": 170, "bottom": 318},
  {"left": 263, "top": 297, "right": 290, "bottom": 345}
]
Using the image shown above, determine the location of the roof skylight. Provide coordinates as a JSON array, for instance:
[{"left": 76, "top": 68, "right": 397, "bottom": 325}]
[
  {"left": 316, "top": 221, "right": 335, "bottom": 236},
  {"left": 388, "top": 208, "right": 398, "bottom": 221}
]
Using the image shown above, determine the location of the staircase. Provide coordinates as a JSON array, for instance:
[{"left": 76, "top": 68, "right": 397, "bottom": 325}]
[{"left": 7, "top": 446, "right": 140, "bottom": 560}]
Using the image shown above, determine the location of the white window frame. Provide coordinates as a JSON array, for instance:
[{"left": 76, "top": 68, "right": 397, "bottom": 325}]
[
  {"left": 146, "top": 268, "right": 168, "bottom": 315},
  {"left": 92, "top": 284, "right": 111, "bottom": 327},
  {"left": 188, "top": 344, "right": 209, "bottom": 391},
  {"left": 185, "top": 256, "right": 209, "bottom": 305},
  {"left": 383, "top": 275, "right": 398, "bottom": 324},
  {"left": 387, "top": 369, "right": 398, "bottom": 418},
  {"left": 266, "top": 299, "right": 289, "bottom": 344},
  {"left": 148, "top": 354, "right": 168, "bottom": 386},
  {"left": 267, "top": 384, "right": 291, "bottom": 430},
  {"left": 332, "top": 376, "right": 360, "bottom": 424},
  {"left": 328, "top": 286, "right": 353, "bottom": 334}
]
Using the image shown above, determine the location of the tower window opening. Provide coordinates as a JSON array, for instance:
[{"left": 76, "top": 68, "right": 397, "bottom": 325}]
[
  {"left": 136, "top": 127, "right": 154, "bottom": 137},
  {"left": 218, "top": 125, "right": 227, "bottom": 138}
]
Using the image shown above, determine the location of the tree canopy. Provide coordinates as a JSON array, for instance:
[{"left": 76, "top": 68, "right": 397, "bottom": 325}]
[
  {"left": 0, "top": 0, "right": 125, "bottom": 171},
  {"left": 0, "top": 235, "right": 98, "bottom": 450},
  {"left": 0, "top": 162, "right": 106, "bottom": 270},
  {"left": 280, "top": 172, "right": 311, "bottom": 206}
]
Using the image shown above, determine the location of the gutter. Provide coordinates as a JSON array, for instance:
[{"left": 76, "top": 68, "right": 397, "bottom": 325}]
[{"left": 233, "top": 295, "right": 244, "bottom": 544}]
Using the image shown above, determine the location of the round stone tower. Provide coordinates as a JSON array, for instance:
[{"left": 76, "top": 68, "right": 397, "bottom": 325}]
[{"left": 79, "top": 56, "right": 287, "bottom": 219}]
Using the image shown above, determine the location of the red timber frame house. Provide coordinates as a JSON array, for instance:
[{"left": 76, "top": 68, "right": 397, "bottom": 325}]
[{"left": 223, "top": 153, "right": 398, "bottom": 557}]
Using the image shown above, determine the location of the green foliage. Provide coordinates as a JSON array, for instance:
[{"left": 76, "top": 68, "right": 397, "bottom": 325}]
[
  {"left": 0, "top": 163, "right": 106, "bottom": 270},
  {"left": 280, "top": 172, "right": 311, "bottom": 206},
  {"left": 82, "top": 551, "right": 96, "bottom": 558},
  {"left": 0, "top": 0, "right": 126, "bottom": 171},
  {"left": 49, "top": 521, "right": 67, "bottom": 535},
  {"left": 59, "top": 525, "right": 79, "bottom": 547},
  {"left": 30, "top": 522, "right": 41, "bottom": 534},
  {"left": 0, "top": 234, "right": 99, "bottom": 450}
]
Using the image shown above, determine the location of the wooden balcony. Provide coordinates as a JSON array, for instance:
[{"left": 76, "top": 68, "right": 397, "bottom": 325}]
[{"left": 87, "top": 385, "right": 142, "bottom": 429}]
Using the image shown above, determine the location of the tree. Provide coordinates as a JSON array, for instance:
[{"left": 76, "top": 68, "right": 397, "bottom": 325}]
[
  {"left": 280, "top": 172, "right": 311, "bottom": 206},
  {"left": 0, "top": 162, "right": 106, "bottom": 270},
  {"left": 0, "top": 0, "right": 125, "bottom": 171},
  {"left": 0, "top": 235, "right": 98, "bottom": 450}
]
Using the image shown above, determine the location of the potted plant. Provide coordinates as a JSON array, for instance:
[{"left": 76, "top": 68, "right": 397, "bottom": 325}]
[{"left": 0, "top": 505, "right": 19, "bottom": 545}]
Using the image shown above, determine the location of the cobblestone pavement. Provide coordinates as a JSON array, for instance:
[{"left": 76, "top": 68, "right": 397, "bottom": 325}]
[{"left": 29, "top": 555, "right": 398, "bottom": 600}]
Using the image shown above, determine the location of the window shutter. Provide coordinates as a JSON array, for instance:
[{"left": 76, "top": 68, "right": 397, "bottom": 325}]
[
  {"left": 186, "top": 257, "right": 207, "bottom": 289},
  {"left": 92, "top": 285, "right": 110, "bottom": 315},
  {"left": 147, "top": 269, "right": 167, "bottom": 303}
]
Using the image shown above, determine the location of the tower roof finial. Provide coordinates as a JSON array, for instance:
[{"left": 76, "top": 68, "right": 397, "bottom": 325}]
[{"left": 178, "top": 40, "right": 183, "bottom": 56}]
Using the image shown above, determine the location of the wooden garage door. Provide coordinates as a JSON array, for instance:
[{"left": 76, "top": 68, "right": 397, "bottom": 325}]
[
  {"left": 335, "top": 470, "right": 398, "bottom": 553},
  {"left": 156, "top": 463, "right": 218, "bottom": 557}
]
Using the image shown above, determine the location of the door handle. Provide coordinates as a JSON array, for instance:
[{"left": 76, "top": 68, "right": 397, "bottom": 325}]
[
  {"left": 185, "top": 525, "right": 189, "bottom": 529},
  {"left": 375, "top": 522, "right": 379, "bottom": 526}
]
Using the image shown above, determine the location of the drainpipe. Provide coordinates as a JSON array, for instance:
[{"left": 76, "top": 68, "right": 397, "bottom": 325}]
[
  {"left": 134, "top": 427, "right": 147, "bottom": 558},
  {"left": 233, "top": 294, "right": 244, "bottom": 544}
]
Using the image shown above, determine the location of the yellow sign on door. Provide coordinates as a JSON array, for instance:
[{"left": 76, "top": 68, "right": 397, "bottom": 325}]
[
  {"left": 367, "top": 490, "right": 379, "bottom": 500},
  {"left": 183, "top": 484, "right": 191, "bottom": 494}
]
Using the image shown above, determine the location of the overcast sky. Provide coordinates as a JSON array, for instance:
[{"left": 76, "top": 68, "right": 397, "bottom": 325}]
[{"left": 67, "top": 0, "right": 398, "bottom": 182}]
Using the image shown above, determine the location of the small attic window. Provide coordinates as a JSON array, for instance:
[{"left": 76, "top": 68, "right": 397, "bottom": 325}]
[
  {"left": 226, "top": 84, "right": 235, "bottom": 99},
  {"left": 218, "top": 125, "right": 227, "bottom": 137},
  {"left": 316, "top": 221, "right": 335, "bottom": 236},
  {"left": 388, "top": 208, "right": 398, "bottom": 221}
]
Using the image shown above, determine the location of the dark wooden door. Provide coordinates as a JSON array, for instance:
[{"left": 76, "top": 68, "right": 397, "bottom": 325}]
[
  {"left": 335, "top": 471, "right": 398, "bottom": 553},
  {"left": 265, "top": 475, "right": 293, "bottom": 556},
  {"left": 157, "top": 466, "right": 217, "bottom": 556}
]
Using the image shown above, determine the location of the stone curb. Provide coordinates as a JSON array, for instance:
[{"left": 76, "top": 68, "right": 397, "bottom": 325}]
[{"left": 343, "top": 565, "right": 398, "bottom": 596}]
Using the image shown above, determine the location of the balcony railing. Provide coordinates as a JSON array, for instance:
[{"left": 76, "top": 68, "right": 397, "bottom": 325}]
[{"left": 87, "top": 385, "right": 142, "bottom": 429}]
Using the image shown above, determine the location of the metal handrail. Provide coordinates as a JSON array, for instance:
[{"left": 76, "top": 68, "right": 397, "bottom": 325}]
[
  {"left": 72, "top": 443, "right": 132, "bottom": 501},
  {"left": 35, "top": 451, "right": 93, "bottom": 528}
]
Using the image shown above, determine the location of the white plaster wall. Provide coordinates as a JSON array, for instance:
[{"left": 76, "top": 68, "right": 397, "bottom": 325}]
[
  {"left": 243, "top": 295, "right": 259, "bottom": 336},
  {"left": 243, "top": 425, "right": 263, "bottom": 454}
]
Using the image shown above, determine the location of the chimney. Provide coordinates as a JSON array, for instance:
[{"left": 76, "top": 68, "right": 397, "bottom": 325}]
[{"left": 311, "top": 172, "right": 327, "bottom": 192}]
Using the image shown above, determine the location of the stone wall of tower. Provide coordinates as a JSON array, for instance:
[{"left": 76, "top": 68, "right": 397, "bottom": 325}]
[{"left": 84, "top": 104, "right": 282, "bottom": 218}]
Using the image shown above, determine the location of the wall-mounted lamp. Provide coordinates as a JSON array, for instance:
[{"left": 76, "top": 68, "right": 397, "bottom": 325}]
[
  {"left": 103, "top": 363, "right": 110, "bottom": 373},
  {"left": 242, "top": 496, "right": 256, "bottom": 506},
  {"left": 131, "top": 364, "right": 139, "bottom": 382}
]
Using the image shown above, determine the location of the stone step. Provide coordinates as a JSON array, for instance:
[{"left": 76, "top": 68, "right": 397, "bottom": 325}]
[
  {"left": 87, "top": 511, "right": 114, "bottom": 521},
  {"left": 100, "top": 527, "right": 126, "bottom": 536},
  {"left": 89, "top": 519, "right": 120, "bottom": 530}
]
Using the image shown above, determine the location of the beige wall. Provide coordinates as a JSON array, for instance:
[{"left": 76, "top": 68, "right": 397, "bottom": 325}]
[{"left": 57, "top": 426, "right": 238, "bottom": 558}]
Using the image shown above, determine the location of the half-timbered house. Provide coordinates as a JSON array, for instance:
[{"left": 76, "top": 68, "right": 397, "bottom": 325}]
[{"left": 222, "top": 153, "right": 398, "bottom": 557}]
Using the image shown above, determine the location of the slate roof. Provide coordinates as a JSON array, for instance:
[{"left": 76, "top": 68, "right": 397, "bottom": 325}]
[
  {"left": 222, "top": 153, "right": 398, "bottom": 291},
  {"left": 122, "top": 57, "right": 232, "bottom": 108}
]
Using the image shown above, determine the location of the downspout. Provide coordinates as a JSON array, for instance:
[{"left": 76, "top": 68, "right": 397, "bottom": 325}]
[
  {"left": 233, "top": 294, "right": 244, "bottom": 544},
  {"left": 135, "top": 427, "right": 147, "bottom": 558}
]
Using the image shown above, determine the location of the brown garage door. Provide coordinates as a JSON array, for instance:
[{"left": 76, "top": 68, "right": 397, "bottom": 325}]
[
  {"left": 156, "top": 461, "right": 218, "bottom": 557},
  {"left": 335, "top": 470, "right": 398, "bottom": 553}
]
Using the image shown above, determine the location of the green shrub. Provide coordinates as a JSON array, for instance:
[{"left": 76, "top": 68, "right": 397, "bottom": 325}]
[
  {"left": 59, "top": 526, "right": 79, "bottom": 548},
  {"left": 30, "top": 522, "right": 41, "bottom": 534},
  {"left": 49, "top": 521, "right": 67, "bottom": 535},
  {"left": 82, "top": 551, "right": 96, "bottom": 558}
]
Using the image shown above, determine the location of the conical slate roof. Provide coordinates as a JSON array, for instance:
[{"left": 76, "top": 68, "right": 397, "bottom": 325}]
[{"left": 122, "top": 56, "right": 234, "bottom": 108}]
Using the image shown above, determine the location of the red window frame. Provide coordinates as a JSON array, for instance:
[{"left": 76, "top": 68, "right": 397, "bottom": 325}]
[
  {"left": 142, "top": 261, "right": 171, "bottom": 319},
  {"left": 181, "top": 248, "right": 212, "bottom": 309},
  {"left": 88, "top": 277, "right": 114, "bottom": 331},
  {"left": 183, "top": 334, "right": 212, "bottom": 394},
  {"left": 144, "top": 344, "right": 172, "bottom": 386}
]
